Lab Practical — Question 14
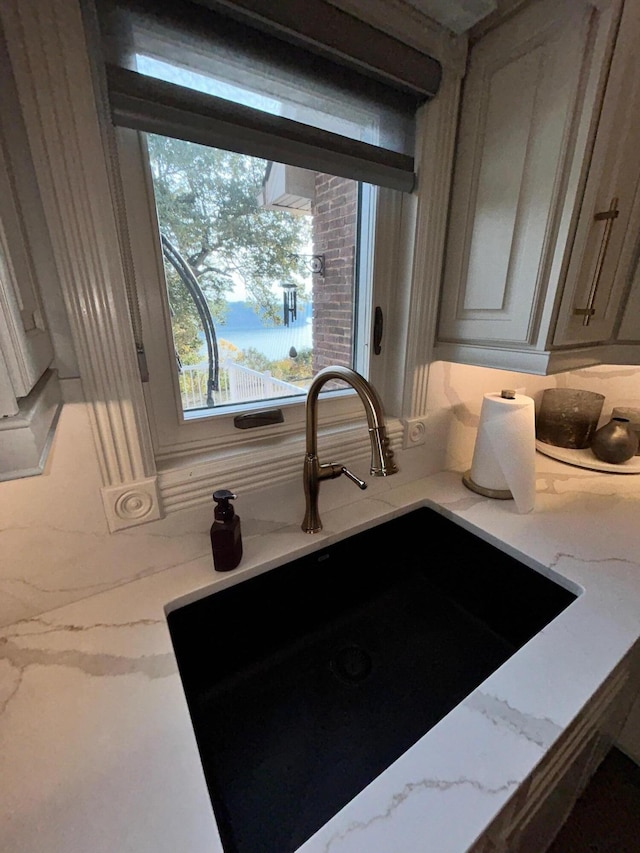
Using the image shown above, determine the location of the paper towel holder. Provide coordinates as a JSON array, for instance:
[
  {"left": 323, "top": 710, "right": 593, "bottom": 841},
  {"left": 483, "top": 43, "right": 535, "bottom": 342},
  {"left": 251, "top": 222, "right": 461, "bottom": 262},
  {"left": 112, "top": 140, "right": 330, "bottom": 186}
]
[
  {"left": 462, "top": 471, "right": 513, "bottom": 500},
  {"left": 462, "top": 390, "right": 517, "bottom": 500}
]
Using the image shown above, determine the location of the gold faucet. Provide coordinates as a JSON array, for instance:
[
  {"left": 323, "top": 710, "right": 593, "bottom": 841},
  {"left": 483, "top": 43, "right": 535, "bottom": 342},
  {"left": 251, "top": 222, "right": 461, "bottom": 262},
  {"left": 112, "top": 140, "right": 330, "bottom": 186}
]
[{"left": 302, "top": 366, "right": 397, "bottom": 533}]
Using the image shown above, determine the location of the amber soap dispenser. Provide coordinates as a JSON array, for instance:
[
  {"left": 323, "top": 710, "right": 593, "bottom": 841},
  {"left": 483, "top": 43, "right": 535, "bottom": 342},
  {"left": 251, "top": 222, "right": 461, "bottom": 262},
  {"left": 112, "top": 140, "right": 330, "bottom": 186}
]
[{"left": 210, "top": 490, "right": 243, "bottom": 572}]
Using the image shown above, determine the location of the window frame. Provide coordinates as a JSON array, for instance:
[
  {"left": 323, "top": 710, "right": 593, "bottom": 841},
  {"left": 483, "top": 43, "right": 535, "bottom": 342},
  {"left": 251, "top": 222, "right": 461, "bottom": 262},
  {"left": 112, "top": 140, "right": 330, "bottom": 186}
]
[{"left": 118, "top": 126, "right": 404, "bottom": 463}]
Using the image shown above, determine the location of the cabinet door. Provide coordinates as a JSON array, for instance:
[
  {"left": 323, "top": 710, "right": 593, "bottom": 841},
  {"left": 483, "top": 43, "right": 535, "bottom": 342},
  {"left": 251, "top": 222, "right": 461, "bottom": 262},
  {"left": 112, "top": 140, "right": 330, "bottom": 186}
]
[
  {"left": 437, "top": 0, "right": 619, "bottom": 350},
  {"left": 613, "top": 139, "right": 640, "bottom": 343},
  {"left": 617, "top": 252, "right": 640, "bottom": 340},
  {"left": 0, "top": 137, "right": 54, "bottom": 416},
  {"left": 554, "top": 0, "right": 640, "bottom": 346}
]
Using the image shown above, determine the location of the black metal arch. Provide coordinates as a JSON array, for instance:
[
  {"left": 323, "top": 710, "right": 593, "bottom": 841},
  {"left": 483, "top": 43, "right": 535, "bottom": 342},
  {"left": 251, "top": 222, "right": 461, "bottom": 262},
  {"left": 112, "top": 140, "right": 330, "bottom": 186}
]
[{"left": 161, "top": 233, "right": 219, "bottom": 407}]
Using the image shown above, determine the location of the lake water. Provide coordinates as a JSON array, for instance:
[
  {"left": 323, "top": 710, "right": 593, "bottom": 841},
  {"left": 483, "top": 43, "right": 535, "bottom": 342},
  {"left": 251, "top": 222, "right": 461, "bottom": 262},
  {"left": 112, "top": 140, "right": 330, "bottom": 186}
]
[{"left": 201, "top": 321, "right": 312, "bottom": 362}]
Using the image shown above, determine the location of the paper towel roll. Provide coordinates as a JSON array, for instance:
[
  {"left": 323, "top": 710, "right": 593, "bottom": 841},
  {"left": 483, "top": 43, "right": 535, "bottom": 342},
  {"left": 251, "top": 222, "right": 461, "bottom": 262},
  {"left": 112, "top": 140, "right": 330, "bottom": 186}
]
[{"left": 465, "top": 391, "right": 536, "bottom": 514}]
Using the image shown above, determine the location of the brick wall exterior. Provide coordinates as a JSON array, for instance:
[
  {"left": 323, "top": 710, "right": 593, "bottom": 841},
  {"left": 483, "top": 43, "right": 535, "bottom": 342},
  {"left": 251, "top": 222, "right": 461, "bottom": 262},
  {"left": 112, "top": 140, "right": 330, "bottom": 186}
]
[{"left": 311, "top": 174, "right": 358, "bottom": 372}]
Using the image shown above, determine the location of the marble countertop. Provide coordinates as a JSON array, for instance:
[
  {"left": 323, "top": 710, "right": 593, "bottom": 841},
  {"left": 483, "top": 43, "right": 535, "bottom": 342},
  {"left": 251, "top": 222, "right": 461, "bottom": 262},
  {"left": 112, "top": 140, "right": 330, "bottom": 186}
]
[{"left": 2, "top": 454, "right": 640, "bottom": 853}]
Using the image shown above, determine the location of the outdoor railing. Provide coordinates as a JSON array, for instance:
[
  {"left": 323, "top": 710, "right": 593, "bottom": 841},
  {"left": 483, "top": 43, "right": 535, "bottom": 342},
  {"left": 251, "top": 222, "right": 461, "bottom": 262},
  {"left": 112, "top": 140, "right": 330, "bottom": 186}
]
[{"left": 179, "top": 360, "right": 303, "bottom": 410}]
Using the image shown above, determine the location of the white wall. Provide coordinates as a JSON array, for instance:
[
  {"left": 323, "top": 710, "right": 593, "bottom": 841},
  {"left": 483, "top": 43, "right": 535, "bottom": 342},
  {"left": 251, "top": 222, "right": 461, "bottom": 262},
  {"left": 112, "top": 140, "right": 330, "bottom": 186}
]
[
  {"left": 0, "top": 380, "right": 214, "bottom": 628},
  {"left": 425, "top": 360, "right": 640, "bottom": 473}
]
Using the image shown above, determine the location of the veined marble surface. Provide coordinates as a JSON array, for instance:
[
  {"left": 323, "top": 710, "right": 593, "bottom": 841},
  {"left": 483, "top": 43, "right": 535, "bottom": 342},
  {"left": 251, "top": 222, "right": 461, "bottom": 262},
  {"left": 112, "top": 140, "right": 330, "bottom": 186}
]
[{"left": 1, "top": 455, "right": 640, "bottom": 853}]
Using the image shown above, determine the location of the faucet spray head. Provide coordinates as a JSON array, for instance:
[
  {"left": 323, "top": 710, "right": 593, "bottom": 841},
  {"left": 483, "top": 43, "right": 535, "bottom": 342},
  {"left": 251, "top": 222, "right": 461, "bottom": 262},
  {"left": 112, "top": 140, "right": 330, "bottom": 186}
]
[{"left": 369, "top": 426, "right": 397, "bottom": 476}]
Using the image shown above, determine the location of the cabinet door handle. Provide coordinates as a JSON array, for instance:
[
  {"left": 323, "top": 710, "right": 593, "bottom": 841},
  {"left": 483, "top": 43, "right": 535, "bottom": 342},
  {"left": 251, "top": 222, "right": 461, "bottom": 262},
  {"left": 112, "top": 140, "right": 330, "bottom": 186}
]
[{"left": 574, "top": 197, "right": 619, "bottom": 327}]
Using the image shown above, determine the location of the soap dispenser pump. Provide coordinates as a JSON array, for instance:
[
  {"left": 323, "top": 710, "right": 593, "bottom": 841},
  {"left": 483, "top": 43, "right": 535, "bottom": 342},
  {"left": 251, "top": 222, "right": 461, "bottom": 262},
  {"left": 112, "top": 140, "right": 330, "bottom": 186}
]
[{"left": 210, "top": 489, "right": 243, "bottom": 572}]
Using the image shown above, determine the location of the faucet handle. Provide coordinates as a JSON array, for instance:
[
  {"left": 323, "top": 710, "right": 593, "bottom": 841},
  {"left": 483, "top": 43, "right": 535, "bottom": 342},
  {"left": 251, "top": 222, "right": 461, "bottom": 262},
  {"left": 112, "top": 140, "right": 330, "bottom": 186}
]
[{"left": 340, "top": 466, "right": 367, "bottom": 490}]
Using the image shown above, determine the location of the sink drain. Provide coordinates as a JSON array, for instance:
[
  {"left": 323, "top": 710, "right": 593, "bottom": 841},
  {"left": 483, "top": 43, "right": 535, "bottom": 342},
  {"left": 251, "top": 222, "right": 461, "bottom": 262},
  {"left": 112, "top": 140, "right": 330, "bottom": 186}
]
[{"left": 329, "top": 644, "right": 372, "bottom": 684}]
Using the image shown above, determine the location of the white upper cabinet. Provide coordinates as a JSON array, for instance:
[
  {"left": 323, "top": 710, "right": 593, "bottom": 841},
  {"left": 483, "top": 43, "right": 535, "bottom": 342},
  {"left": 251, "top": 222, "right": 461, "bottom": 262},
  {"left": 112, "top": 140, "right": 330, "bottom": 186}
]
[
  {"left": 606, "top": 0, "right": 640, "bottom": 344},
  {"left": 0, "top": 26, "right": 55, "bottom": 417},
  {"left": 0, "top": 21, "right": 65, "bottom": 480},
  {"left": 553, "top": 0, "right": 640, "bottom": 348},
  {"left": 618, "top": 258, "right": 640, "bottom": 340},
  {"left": 0, "top": 126, "right": 62, "bottom": 480},
  {"left": 435, "top": 0, "right": 640, "bottom": 374},
  {"left": 0, "top": 141, "right": 54, "bottom": 417}
]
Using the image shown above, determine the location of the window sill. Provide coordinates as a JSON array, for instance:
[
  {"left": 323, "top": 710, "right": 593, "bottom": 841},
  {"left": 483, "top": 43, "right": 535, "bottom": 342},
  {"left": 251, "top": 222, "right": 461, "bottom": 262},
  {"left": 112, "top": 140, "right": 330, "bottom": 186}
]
[{"left": 0, "top": 368, "right": 62, "bottom": 481}]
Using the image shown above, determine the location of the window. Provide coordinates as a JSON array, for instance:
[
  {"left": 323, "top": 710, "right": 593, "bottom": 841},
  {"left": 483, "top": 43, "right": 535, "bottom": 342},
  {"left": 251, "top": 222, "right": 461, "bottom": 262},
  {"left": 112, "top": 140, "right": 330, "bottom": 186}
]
[
  {"left": 119, "top": 126, "right": 382, "bottom": 458},
  {"left": 100, "top": 0, "right": 441, "bottom": 463},
  {"left": 142, "top": 135, "right": 365, "bottom": 416},
  {"left": 89, "top": 0, "right": 444, "bottom": 508}
]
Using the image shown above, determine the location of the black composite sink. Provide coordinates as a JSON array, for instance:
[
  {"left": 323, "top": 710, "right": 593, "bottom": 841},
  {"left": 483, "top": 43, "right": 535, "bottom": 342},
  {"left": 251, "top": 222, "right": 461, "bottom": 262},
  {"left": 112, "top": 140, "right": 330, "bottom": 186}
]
[{"left": 167, "top": 506, "right": 577, "bottom": 853}]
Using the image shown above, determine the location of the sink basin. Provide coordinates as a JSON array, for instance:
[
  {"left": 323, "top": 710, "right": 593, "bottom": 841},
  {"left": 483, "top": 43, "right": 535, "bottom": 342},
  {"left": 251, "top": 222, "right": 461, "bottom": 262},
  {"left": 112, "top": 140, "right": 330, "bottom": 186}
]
[{"left": 167, "top": 506, "right": 577, "bottom": 853}]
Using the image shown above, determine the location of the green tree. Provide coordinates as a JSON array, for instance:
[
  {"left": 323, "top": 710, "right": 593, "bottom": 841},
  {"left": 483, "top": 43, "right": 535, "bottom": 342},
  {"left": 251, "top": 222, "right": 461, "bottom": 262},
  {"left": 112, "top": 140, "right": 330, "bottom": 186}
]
[{"left": 147, "top": 135, "right": 312, "bottom": 363}]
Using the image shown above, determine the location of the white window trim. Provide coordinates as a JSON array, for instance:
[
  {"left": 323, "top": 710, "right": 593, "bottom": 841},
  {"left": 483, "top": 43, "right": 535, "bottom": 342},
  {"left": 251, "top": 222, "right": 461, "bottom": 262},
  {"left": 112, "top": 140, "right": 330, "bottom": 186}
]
[{"left": 0, "top": 0, "right": 464, "bottom": 531}]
